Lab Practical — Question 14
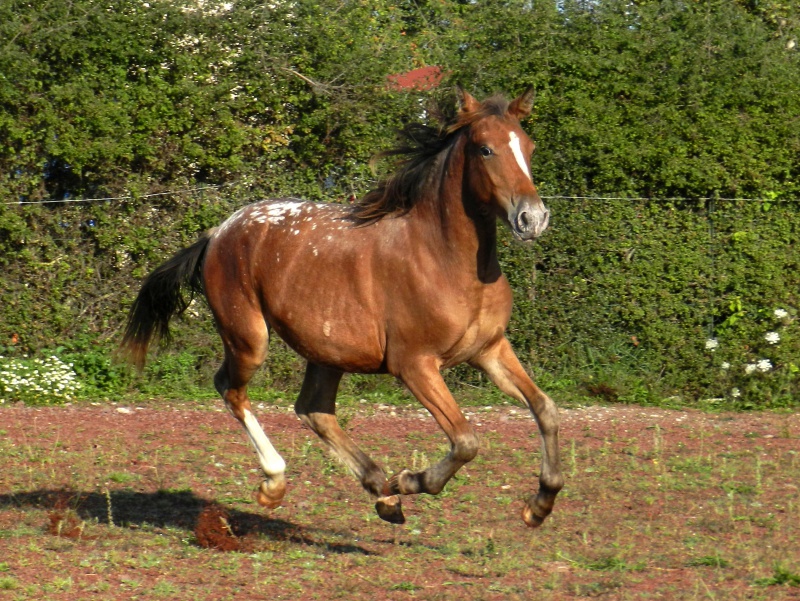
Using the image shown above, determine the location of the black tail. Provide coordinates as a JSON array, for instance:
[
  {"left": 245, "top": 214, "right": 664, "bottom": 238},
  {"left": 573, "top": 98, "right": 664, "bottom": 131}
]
[{"left": 119, "top": 232, "right": 212, "bottom": 370}]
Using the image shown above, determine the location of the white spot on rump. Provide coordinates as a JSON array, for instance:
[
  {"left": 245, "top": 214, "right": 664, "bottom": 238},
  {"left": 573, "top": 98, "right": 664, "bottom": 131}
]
[
  {"left": 214, "top": 205, "right": 249, "bottom": 237},
  {"left": 214, "top": 199, "right": 349, "bottom": 239},
  {"left": 266, "top": 200, "right": 304, "bottom": 220},
  {"left": 509, "top": 131, "right": 531, "bottom": 180}
]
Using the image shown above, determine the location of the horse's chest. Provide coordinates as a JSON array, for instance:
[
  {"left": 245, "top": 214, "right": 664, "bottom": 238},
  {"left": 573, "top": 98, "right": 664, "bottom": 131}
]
[
  {"left": 441, "top": 283, "right": 512, "bottom": 366},
  {"left": 443, "top": 318, "right": 501, "bottom": 366}
]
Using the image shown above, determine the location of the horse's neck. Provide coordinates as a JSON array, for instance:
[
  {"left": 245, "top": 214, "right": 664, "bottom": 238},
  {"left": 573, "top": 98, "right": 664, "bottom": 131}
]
[{"left": 408, "top": 151, "right": 502, "bottom": 284}]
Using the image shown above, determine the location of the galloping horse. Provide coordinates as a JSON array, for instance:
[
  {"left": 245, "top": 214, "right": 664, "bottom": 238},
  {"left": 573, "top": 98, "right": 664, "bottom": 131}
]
[{"left": 121, "top": 88, "right": 563, "bottom": 528}]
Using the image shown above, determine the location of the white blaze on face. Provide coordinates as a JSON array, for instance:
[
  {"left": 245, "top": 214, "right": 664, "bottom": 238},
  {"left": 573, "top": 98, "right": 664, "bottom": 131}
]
[{"left": 508, "top": 131, "right": 531, "bottom": 180}]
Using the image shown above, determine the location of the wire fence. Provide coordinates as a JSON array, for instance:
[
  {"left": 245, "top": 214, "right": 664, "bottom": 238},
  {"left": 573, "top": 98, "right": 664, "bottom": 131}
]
[
  {"left": 3, "top": 184, "right": 800, "bottom": 206},
  {"left": 1, "top": 184, "right": 231, "bottom": 206}
]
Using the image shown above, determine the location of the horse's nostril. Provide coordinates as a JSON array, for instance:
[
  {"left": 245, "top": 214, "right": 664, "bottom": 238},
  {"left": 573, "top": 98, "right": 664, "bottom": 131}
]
[{"left": 513, "top": 205, "right": 549, "bottom": 239}]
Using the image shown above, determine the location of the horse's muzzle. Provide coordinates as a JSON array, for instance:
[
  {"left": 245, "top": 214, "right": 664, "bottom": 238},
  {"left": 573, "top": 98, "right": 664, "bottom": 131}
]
[{"left": 511, "top": 201, "right": 550, "bottom": 240}]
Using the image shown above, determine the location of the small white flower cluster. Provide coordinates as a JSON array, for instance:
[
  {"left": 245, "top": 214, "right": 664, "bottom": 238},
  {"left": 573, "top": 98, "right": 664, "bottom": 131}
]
[
  {"left": 712, "top": 307, "right": 794, "bottom": 401},
  {"left": 0, "top": 355, "right": 82, "bottom": 404},
  {"left": 761, "top": 308, "right": 789, "bottom": 347},
  {"left": 176, "top": 0, "right": 235, "bottom": 17},
  {"left": 744, "top": 359, "right": 773, "bottom": 374}
]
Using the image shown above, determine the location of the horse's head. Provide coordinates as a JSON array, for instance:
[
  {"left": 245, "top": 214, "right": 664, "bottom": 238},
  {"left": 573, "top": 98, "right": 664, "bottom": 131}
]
[{"left": 457, "top": 87, "right": 549, "bottom": 241}]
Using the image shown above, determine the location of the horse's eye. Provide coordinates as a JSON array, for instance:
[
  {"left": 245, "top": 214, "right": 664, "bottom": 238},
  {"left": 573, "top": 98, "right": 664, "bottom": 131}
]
[{"left": 479, "top": 146, "right": 493, "bottom": 158}]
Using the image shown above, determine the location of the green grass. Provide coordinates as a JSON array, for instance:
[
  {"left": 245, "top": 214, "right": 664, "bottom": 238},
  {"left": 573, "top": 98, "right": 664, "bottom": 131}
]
[
  {"left": 755, "top": 565, "right": 800, "bottom": 587},
  {"left": 686, "top": 555, "right": 731, "bottom": 568},
  {"left": 0, "top": 403, "right": 798, "bottom": 600},
  {"left": 106, "top": 472, "right": 139, "bottom": 484}
]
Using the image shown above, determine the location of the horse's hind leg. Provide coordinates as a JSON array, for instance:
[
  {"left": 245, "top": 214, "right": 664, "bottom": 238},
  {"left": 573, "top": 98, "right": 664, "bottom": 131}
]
[
  {"left": 294, "top": 363, "right": 402, "bottom": 523},
  {"left": 214, "top": 321, "right": 287, "bottom": 509}
]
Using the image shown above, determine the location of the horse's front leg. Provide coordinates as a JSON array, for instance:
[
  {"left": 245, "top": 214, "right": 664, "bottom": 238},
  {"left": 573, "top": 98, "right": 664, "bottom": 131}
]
[
  {"left": 383, "top": 357, "right": 479, "bottom": 504},
  {"left": 472, "top": 337, "right": 563, "bottom": 528}
]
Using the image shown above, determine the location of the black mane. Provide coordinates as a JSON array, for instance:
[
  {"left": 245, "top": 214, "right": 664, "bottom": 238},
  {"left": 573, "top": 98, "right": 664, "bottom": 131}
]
[{"left": 351, "top": 94, "right": 511, "bottom": 223}]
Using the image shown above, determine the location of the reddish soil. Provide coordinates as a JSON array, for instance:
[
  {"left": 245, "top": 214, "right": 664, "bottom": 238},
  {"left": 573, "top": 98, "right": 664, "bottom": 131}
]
[{"left": 0, "top": 401, "right": 798, "bottom": 600}]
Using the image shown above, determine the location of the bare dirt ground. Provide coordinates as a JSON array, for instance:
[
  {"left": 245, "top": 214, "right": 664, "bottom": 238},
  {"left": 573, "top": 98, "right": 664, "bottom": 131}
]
[{"left": 1, "top": 401, "right": 798, "bottom": 600}]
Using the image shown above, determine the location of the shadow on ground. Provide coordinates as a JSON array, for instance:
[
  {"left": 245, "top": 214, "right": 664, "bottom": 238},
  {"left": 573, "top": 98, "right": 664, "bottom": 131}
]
[{"left": 0, "top": 488, "right": 375, "bottom": 555}]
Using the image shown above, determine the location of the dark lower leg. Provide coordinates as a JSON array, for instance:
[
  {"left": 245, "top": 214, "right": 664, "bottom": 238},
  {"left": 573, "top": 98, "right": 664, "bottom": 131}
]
[{"left": 294, "top": 364, "right": 389, "bottom": 498}]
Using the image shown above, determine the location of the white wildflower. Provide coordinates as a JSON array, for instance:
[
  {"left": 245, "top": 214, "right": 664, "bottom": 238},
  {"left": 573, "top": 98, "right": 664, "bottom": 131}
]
[
  {"left": 0, "top": 354, "right": 81, "bottom": 404},
  {"left": 720, "top": 362, "right": 730, "bottom": 370},
  {"left": 745, "top": 363, "right": 757, "bottom": 375},
  {"left": 731, "top": 388, "right": 741, "bottom": 398},
  {"left": 774, "top": 308, "right": 788, "bottom": 319},
  {"left": 765, "top": 332, "right": 780, "bottom": 345},
  {"left": 757, "top": 359, "right": 772, "bottom": 373},
  {"left": 705, "top": 339, "right": 719, "bottom": 352}
]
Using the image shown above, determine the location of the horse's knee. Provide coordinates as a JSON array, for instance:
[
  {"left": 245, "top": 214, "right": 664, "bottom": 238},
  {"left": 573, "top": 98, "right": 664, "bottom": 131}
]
[{"left": 294, "top": 402, "right": 311, "bottom": 424}]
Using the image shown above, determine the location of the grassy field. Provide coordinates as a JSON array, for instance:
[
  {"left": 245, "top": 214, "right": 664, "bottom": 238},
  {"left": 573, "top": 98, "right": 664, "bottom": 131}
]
[{"left": 0, "top": 401, "right": 798, "bottom": 600}]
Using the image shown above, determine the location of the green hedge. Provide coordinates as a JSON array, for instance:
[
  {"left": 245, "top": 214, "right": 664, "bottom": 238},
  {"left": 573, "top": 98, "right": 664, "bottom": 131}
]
[
  {"left": 498, "top": 197, "right": 799, "bottom": 408},
  {"left": 2, "top": 191, "right": 797, "bottom": 408},
  {"left": 1, "top": 0, "right": 798, "bottom": 407}
]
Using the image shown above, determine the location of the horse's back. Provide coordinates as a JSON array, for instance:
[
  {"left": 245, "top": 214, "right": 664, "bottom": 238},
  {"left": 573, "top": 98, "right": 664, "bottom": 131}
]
[{"left": 204, "top": 199, "right": 388, "bottom": 372}]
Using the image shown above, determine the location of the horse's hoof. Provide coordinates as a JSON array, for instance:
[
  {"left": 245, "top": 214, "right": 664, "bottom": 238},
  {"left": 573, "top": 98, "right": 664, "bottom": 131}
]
[
  {"left": 521, "top": 503, "right": 545, "bottom": 528},
  {"left": 256, "top": 477, "right": 286, "bottom": 509},
  {"left": 375, "top": 495, "right": 405, "bottom": 524}
]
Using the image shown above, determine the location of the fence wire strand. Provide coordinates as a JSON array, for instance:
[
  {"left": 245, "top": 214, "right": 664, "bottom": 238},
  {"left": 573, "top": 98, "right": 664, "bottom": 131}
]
[
  {"left": 3, "top": 187, "right": 799, "bottom": 206},
  {"left": 2, "top": 184, "right": 230, "bottom": 206}
]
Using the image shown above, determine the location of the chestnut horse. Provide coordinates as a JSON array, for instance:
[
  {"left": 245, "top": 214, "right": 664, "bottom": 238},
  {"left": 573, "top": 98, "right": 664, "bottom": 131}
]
[{"left": 121, "top": 88, "right": 563, "bottom": 528}]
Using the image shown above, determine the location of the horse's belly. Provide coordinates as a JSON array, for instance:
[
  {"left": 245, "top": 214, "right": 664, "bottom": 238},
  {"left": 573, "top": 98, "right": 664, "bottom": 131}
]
[{"left": 271, "top": 316, "right": 386, "bottom": 373}]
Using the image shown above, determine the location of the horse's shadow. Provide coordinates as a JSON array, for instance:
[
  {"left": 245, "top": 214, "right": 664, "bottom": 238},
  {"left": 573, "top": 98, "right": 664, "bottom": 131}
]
[{"left": 0, "top": 488, "right": 375, "bottom": 555}]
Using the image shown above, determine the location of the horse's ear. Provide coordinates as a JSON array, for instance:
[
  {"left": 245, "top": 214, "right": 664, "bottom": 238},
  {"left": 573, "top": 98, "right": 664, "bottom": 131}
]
[
  {"left": 509, "top": 86, "right": 535, "bottom": 118},
  {"left": 456, "top": 85, "right": 480, "bottom": 114}
]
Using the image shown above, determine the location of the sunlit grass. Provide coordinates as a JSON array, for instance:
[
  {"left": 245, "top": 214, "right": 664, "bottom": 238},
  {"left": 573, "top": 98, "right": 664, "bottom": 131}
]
[{"left": 0, "top": 403, "right": 798, "bottom": 599}]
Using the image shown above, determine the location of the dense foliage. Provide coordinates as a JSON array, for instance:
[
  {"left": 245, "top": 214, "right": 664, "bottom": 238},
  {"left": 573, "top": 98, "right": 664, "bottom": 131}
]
[{"left": 1, "top": 0, "right": 798, "bottom": 407}]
